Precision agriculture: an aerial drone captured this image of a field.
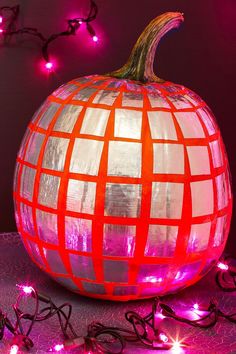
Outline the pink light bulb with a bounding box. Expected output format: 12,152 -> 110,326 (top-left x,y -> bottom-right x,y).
79,20 -> 83,25
159,333 -> 168,343
23,286 -> 33,294
16,284 -> 33,295
92,35 -> 98,42
45,61 -> 53,70
0,16 -> 3,24
45,62 -> 53,70
10,345 -> 19,354
0,29 -> 3,34
172,341 -> 182,353
54,344 -> 64,352
217,262 -> 229,271
193,303 -> 199,310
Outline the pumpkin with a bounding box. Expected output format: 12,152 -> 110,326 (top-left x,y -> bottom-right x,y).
14,12 -> 232,301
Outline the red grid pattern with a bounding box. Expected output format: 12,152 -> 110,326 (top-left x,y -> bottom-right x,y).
14,75 -> 232,301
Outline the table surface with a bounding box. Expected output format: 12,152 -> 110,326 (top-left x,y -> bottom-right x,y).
0,233 -> 236,354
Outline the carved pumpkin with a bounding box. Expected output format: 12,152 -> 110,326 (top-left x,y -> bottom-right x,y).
14,12 -> 232,300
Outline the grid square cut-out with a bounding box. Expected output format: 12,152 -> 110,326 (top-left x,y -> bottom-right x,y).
42,137 -> 70,171
175,112 -> 205,138
20,203 -> 35,235
20,166 -> 36,202
36,209 -> 58,245
197,107 -> 216,136
168,95 -> 193,109
82,281 -> 106,294
44,248 -> 67,274
151,182 -> 184,219
103,224 -> 136,257
187,222 -> 211,253
65,217 -> 92,252
66,179 -> 96,214
215,173 -> 228,210
93,90 -> 119,105
38,102 -> 61,130
153,143 -> 184,174
53,105 -> 82,133
53,84 -> 78,100
213,216 -> 227,247
187,146 -> 210,175
145,224 -> 178,257
103,259 -> 129,283
105,183 -> 142,217
80,107 -> 110,136
122,92 -> 143,107
73,87 -> 97,101
70,138 -> 104,175
138,264 -> 168,283
147,94 -> 171,108
108,141 -> 141,178
114,109 -> 142,139
70,254 -> 95,280
24,132 -> 45,165
210,140 -> 223,168
148,111 -> 177,140
191,180 -> 214,217
38,173 -> 60,209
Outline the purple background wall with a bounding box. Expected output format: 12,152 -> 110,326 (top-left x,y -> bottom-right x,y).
0,0 -> 235,251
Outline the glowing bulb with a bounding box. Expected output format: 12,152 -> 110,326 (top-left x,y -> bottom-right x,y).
16,284 -> 33,295
54,344 -> 64,352
23,286 -> 33,294
0,29 -> 3,34
159,333 -> 168,343
79,20 -> 83,25
217,262 -> 229,271
155,312 -> 165,320
193,303 -> 199,310
10,345 -> 19,354
0,16 -> 3,24
45,62 -> 53,70
92,35 -> 98,42
175,271 -> 181,280
172,341 -> 182,353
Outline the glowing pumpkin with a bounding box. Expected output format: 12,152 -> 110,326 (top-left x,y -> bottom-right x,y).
14,12 -> 232,301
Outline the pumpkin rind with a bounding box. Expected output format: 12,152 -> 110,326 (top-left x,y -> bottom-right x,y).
13,75 -> 232,300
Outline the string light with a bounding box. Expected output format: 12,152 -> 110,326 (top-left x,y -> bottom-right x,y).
1,259 -> 236,353
16,284 -> 33,295
171,341 -> 182,353
217,262 -> 229,271
0,1 -> 99,72
193,303 -> 199,311
53,344 -> 64,352
216,256 -> 236,291
159,333 -> 169,343
45,62 -> 54,71
9,345 -> 19,354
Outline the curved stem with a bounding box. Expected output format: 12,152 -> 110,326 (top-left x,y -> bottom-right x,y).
107,12 -> 184,83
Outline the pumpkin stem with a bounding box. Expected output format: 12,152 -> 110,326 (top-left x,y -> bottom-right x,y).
106,12 -> 184,83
